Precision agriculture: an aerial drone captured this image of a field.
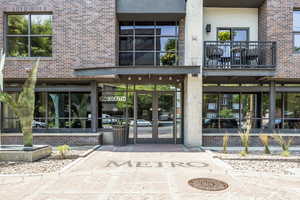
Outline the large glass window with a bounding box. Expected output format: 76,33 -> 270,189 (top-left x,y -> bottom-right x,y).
3,92 -> 91,131
6,13 -> 52,57
282,93 -> 300,129
203,93 -> 264,129
119,21 -> 179,66
293,10 -> 300,52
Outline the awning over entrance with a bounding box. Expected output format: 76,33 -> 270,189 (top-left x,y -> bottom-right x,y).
74,66 -> 200,77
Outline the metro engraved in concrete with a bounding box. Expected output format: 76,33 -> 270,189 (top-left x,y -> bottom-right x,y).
105,160 -> 209,168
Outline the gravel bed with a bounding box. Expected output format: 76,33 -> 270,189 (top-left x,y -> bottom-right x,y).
214,151 -> 300,175
0,150 -> 83,175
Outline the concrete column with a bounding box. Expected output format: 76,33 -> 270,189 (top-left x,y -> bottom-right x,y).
91,81 -> 98,132
183,0 -> 203,147
269,81 -> 276,129
184,75 -> 203,146
185,0 -> 203,66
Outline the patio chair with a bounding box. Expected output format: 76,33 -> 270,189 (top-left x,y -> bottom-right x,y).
246,48 -> 259,67
205,45 -> 223,67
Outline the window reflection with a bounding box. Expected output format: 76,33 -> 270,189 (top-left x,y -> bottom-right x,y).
119,21 -> 179,66
6,13 -> 52,57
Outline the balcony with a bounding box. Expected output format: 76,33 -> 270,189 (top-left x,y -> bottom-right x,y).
204,41 -> 276,71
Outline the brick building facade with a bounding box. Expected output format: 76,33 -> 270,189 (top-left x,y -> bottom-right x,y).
1,0 -> 300,147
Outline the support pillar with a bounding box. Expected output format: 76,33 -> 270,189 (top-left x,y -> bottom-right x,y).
183,0 -> 203,147
91,81 -> 98,133
184,75 -> 202,147
269,81 -> 276,129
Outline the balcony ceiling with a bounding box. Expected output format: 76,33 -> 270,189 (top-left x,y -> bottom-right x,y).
203,0 -> 265,8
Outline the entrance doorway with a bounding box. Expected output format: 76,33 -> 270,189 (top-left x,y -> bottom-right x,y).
133,91 -> 176,144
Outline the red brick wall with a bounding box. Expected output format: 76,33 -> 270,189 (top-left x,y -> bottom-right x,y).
259,0 -> 300,79
0,0 -> 117,80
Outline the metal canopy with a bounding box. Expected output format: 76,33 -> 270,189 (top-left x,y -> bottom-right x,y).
203,0 -> 265,8
117,0 -> 186,21
74,66 -> 200,77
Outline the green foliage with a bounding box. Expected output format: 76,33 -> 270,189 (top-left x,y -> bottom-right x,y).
239,117 -> 251,155
218,31 -> 231,41
281,151 -> 290,157
223,134 -> 229,153
259,134 -> 271,154
272,134 -> 293,156
56,145 -> 71,159
239,150 -> 247,157
0,56 -> 39,147
160,39 -> 177,66
219,109 -> 234,118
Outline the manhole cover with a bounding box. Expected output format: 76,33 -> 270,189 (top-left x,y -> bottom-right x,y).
188,178 -> 229,191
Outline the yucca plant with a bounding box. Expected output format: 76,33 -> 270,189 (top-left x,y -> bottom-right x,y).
272,134 -> 293,157
239,116 -> 251,155
0,53 -> 39,147
259,134 -> 271,154
223,134 -> 229,153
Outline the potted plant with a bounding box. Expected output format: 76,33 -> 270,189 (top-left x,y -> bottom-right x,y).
112,119 -> 129,146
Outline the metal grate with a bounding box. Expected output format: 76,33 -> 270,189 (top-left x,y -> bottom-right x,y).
188,178 -> 229,191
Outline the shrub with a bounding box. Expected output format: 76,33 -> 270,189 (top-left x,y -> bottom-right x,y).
259,134 -> 271,154
239,117 -> 251,155
223,134 -> 229,153
57,145 -> 71,159
272,135 -> 293,157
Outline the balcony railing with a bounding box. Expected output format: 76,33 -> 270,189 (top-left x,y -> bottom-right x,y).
204,41 -> 276,69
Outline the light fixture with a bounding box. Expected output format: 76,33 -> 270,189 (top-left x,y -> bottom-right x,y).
159,76 -> 162,80
128,76 -> 131,81
206,24 -> 211,33
169,77 -> 173,80
138,77 -> 142,81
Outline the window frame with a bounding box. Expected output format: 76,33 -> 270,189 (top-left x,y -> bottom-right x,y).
293,10 -> 300,53
5,12 -> 53,58
119,21 -> 179,66
216,27 -> 250,41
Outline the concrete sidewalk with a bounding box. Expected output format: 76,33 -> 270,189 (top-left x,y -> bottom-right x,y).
1,145 -> 300,200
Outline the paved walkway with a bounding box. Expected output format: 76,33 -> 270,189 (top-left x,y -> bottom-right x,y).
1,144 -> 300,200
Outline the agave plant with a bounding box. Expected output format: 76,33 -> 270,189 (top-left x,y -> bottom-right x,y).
223,134 -> 229,153
259,134 -> 271,154
272,134 -> 293,157
239,116 -> 251,155
0,55 -> 39,147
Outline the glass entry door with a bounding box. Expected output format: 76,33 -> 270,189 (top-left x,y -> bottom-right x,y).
134,92 -> 176,143
135,92 -> 154,142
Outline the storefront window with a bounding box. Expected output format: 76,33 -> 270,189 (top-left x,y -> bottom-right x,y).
283,93 -> 300,128
203,93 -> 265,129
99,91 -> 127,128
203,94 -> 219,128
70,93 -> 91,128
219,94 -> 239,128
48,93 -> 69,128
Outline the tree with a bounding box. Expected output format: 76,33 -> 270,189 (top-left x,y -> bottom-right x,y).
0,55 -> 39,147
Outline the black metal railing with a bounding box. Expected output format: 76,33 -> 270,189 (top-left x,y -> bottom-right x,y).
203,41 -> 276,69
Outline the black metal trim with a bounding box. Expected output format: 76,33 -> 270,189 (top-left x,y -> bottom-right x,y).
74,66 -> 201,76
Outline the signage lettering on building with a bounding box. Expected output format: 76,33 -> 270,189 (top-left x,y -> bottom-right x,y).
100,96 -> 126,102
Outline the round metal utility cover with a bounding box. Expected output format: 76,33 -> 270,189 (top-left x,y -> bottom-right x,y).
188,178 -> 229,191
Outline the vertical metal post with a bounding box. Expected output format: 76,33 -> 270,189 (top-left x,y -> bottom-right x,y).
269,81 -> 276,129
91,81 -> 98,133
134,92 -> 137,144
